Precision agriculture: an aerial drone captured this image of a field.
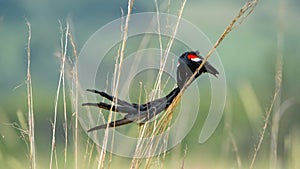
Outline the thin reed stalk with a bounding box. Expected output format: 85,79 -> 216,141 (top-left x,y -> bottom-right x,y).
270,0 -> 285,168
95,1 -> 135,168
152,0 -> 187,98
50,21 -> 69,169
60,21 -> 69,169
249,76 -> 281,169
26,18 -> 36,169
68,29 -> 79,169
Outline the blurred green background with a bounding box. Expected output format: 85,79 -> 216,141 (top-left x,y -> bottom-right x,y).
0,0 -> 299,168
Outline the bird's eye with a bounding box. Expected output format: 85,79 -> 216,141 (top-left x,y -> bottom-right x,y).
187,54 -> 201,62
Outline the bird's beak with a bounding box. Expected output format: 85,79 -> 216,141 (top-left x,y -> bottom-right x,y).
204,63 -> 219,78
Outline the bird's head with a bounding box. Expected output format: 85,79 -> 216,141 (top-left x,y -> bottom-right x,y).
176,51 -> 219,89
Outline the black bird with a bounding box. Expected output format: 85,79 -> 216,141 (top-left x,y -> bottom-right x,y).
83,51 -> 219,132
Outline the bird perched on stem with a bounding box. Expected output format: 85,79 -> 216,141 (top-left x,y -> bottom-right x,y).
83,51 -> 219,132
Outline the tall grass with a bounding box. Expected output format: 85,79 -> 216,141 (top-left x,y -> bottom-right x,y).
19,0 -> 300,168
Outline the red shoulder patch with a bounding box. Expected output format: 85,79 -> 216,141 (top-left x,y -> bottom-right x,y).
187,53 -> 198,59
188,53 -> 201,62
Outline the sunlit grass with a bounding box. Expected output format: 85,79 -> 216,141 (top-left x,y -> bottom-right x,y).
1,0 -> 299,169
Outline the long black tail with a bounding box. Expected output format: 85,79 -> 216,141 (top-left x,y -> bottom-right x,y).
84,87 -> 181,132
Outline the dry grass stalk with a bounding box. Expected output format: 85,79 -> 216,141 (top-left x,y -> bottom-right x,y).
249,79 -> 281,169
61,21 -> 69,169
152,0 -> 187,98
26,18 -> 36,169
68,28 -> 79,169
50,21 -> 69,169
249,0 -> 286,167
249,8 -> 283,167
270,0 -> 285,168
95,1 -> 135,169
155,0 -> 164,68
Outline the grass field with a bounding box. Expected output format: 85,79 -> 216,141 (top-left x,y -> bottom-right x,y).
0,0 -> 299,168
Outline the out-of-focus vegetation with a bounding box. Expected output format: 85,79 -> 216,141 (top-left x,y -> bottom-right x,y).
0,0 -> 299,168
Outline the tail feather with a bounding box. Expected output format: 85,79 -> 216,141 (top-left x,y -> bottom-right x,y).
86,89 -> 132,107
87,118 -> 133,132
